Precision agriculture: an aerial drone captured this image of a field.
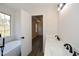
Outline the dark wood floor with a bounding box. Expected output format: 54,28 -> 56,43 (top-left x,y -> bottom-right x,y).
28,35 -> 44,56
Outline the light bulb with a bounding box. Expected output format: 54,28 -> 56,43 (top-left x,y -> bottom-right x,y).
59,3 -> 63,8
58,7 -> 60,11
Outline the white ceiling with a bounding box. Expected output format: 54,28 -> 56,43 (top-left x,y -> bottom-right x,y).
2,3 -> 58,13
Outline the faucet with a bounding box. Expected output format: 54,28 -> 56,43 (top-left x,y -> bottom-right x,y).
55,35 -> 60,41
73,51 -> 77,56
64,43 -> 73,53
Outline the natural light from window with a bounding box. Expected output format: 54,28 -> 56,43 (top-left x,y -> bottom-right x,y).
0,12 -> 10,37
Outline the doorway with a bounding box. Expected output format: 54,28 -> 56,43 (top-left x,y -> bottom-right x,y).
29,15 -> 43,56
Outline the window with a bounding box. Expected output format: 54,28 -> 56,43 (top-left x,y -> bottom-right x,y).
0,12 -> 10,37
35,23 -> 37,32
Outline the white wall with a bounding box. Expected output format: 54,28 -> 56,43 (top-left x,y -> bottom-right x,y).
58,4 -> 79,49
29,4 -> 58,51
0,4 -> 16,43
14,10 -> 21,40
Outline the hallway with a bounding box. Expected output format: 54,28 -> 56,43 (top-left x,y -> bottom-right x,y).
28,35 -> 44,56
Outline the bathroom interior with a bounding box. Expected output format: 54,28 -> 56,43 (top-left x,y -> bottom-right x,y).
0,3 -> 79,56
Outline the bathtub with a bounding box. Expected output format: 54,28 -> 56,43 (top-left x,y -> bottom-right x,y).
0,40 -> 21,56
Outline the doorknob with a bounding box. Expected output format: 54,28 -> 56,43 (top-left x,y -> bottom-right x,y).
21,37 -> 24,39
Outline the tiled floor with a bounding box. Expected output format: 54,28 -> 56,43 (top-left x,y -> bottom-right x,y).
28,35 -> 44,56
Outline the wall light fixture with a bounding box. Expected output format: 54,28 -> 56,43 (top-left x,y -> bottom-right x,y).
57,3 -> 66,11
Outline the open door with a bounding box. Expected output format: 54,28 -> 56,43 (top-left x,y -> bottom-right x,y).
29,15 -> 43,56
20,10 -> 32,56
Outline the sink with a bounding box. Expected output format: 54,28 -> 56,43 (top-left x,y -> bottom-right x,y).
44,37 -> 72,56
